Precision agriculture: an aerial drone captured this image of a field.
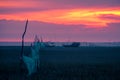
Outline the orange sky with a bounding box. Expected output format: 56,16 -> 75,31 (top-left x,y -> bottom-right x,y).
0,0 -> 120,42
0,1 -> 120,28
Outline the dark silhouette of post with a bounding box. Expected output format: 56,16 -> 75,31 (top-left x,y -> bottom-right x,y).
21,20 -> 28,59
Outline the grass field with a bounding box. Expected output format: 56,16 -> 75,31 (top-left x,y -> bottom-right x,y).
0,46 -> 120,80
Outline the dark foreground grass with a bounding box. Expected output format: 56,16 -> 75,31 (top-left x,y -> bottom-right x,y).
33,63 -> 120,80
0,46 -> 120,80
1,63 -> 120,80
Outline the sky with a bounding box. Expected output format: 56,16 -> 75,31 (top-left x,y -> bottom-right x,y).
0,0 -> 120,42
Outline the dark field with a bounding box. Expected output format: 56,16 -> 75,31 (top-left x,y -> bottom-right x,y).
0,46 -> 120,80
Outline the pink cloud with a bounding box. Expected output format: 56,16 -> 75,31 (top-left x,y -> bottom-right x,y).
0,20 -> 120,42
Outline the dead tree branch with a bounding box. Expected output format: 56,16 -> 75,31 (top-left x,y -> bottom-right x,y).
21,20 -> 28,59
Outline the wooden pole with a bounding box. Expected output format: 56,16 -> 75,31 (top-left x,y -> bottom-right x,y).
21,20 -> 28,59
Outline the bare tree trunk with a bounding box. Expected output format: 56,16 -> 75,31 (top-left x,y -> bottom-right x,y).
21,20 -> 28,59
20,20 -> 28,77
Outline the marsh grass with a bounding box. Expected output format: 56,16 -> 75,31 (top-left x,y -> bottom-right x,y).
0,46 -> 120,80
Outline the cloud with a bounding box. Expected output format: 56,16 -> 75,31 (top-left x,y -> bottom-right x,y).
0,8 -> 120,28
0,1 -> 120,42
0,7 -> 46,14
44,0 -> 120,9
99,14 -> 120,21
0,0 -> 51,14
0,19 -> 120,42
0,0 -> 120,14
37,0 -> 120,8
0,0 -> 120,27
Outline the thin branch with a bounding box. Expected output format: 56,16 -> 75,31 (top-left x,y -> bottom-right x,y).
21,20 -> 28,59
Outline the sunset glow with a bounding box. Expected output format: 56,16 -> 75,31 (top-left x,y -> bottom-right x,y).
0,0 -> 120,42
0,0 -> 120,28
0,8 -> 120,28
